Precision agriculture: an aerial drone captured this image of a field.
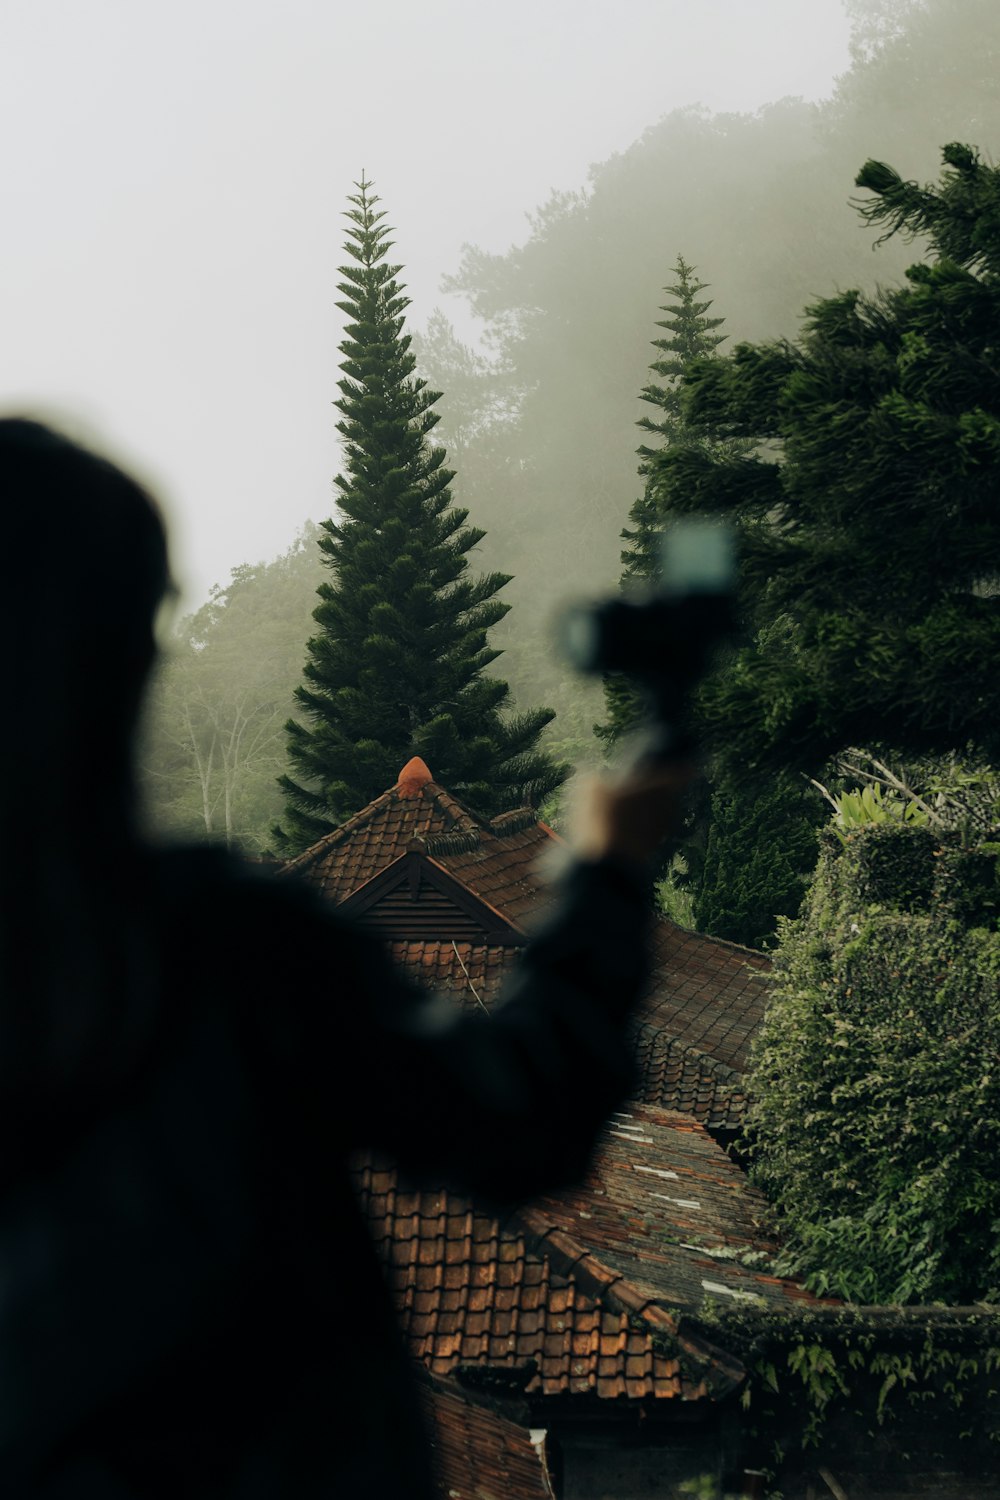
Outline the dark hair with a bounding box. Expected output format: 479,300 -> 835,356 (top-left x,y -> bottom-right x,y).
0,419 -> 171,1119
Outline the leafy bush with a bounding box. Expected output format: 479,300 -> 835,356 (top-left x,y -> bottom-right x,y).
830,782 -> 928,843
745,823 -> 1000,1303
693,777 -> 822,950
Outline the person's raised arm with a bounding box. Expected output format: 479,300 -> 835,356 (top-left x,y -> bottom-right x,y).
327,759 -> 697,1199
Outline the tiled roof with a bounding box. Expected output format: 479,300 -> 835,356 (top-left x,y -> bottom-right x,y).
340,852 -> 526,945
353,1110 -> 824,1412
629,1026 -> 747,1132
521,1103 -> 824,1315
386,944 -> 747,1123
418,1376 -> 558,1500
437,820 -> 560,931
282,763 -> 560,919
353,1152 -> 729,1406
641,923 -> 771,1073
281,772 -> 488,905
285,761 -> 772,1077
388,942 -> 520,1013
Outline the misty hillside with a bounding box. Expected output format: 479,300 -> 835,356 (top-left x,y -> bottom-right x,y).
417,0 -> 1000,714
144,0 -> 1000,850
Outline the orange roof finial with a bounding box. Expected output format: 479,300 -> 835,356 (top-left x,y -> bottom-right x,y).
397,756 -> 432,798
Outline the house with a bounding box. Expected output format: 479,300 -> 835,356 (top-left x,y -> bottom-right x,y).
282,757 -> 766,1140
283,759 -> 810,1496
285,758 -> 1000,1498
283,762 -> 1000,1500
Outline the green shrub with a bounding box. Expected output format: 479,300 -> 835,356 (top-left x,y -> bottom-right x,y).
746,823 -> 1000,1303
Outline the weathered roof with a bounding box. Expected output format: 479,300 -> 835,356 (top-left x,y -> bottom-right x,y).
282,763 -> 559,919
642,924 -> 771,1073
628,1026 -> 747,1133
353,1108 -> 823,1411
435,814 -> 561,931
418,1376 -> 558,1500
353,1151 -> 723,1406
522,1103 -> 822,1314
386,940 -> 747,1128
388,942 -> 520,1014
287,762 -> 771,1077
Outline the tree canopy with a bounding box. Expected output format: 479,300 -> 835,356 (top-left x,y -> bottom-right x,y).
140,530 -> 322,852
659,143 -> 1000,779
276,179 -> 564,854
598,256 -> 736,750
419,0 -> 1000,725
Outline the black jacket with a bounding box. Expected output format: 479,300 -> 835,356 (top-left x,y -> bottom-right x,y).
0,848 -> 649,1497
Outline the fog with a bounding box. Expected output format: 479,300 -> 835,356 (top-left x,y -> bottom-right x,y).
397,0 -> 1000,738
11,0 -> 1000,849
1,0 -> 850,606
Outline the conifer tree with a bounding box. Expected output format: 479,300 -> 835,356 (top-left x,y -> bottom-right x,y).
599,263 -> 820,948
621,257 -> 728,586
598,259 -> 739,747
661,144 -> 1000,779
276,179 -> 563,853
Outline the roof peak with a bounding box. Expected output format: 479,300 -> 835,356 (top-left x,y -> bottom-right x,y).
397,756 -> 433,797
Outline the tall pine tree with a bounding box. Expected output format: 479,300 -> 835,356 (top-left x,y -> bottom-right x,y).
599,261 -> 821,947
598,258 -> 735,747
622,257 -> 728,586
276,179 -> 564,854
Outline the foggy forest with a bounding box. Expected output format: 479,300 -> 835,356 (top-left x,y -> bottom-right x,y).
142,0 -> 999,862
6,0 -> 1000,1495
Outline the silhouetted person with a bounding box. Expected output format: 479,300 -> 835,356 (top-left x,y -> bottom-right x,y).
0,419 -> 687,1497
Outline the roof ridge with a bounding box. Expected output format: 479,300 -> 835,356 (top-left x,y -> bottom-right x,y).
628,1025 -> 747,1085
281,774 -> 488,877
279,785 -> 400,874
424,781 -> 494,834
424,828 -> 482,856
512,1205 -> 744,1397
488,807 -> 542,837
656,915 -> 772,963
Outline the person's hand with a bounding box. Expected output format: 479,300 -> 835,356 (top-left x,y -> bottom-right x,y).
570,760 -> 698,868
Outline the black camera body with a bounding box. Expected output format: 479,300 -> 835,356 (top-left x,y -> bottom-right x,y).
561,520 -> 737,758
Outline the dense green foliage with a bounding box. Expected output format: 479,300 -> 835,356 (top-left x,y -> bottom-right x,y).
598,257 -> 736,749
419,0 -> 1000,725
140,530 -> 323,851
277,180 -> 563,853
746,823 -> 1000,1304
622,257 -> 729,586
658,142 -> 1000,778
592,262 -> 819,949
693,778 -> 821,950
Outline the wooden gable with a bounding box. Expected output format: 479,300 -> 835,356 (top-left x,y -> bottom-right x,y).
338,850 -> 526,946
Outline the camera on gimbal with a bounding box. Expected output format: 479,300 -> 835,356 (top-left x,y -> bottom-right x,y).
560,519 -> 738,759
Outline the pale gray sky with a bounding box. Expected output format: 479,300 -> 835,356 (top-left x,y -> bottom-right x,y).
1,0 -> 852,606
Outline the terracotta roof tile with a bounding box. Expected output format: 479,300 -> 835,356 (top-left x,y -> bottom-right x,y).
351,1107 -> 828,1413
286,767 -> 773,1078
282,772 -> 558,919
639,924 -> 771,1073
388,940 -> 755,1125
353,1150 -> 708,1404
629,1026 -> 747,1131
387,943 -> 520,1012
438,820 -> 560,930
521,1103 -> 830,1315
418,1376 -> 559,1500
